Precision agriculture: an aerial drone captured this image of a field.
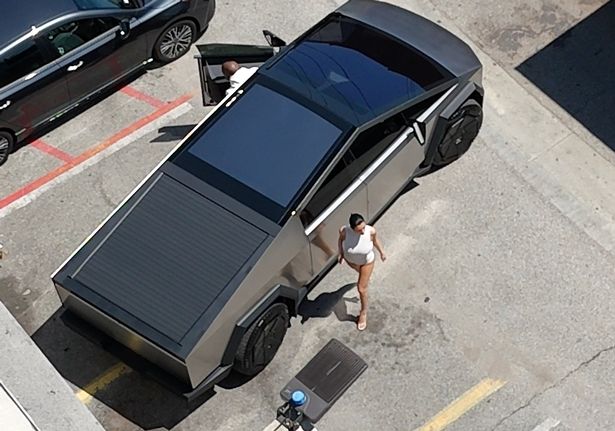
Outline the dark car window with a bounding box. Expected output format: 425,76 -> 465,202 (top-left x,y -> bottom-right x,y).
45,18 -> 118,57
301,114 -> 406,227
0,39 -> 47,89
346,115 -> 406,178
302,155 -> 353,225
263,15 -> 452,125
73,0 -> 136,9
173,83 -> 345,221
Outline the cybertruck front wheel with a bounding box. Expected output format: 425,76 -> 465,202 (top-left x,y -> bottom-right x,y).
234,303 -> 289,376
432,99 -> 483,167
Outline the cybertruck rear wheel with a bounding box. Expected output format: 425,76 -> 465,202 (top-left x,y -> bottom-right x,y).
432,99 -> 483,167
234,303 -> 289,376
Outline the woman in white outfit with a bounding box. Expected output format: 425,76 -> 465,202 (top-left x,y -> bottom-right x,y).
338,213 -> 387,331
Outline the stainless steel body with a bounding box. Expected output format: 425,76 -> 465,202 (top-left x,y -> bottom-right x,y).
56,284 -> 190,382
52,0 -> 484,392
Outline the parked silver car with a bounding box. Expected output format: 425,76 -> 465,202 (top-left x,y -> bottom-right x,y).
52,0 -> 483,398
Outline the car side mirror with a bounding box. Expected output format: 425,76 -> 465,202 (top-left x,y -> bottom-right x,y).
263,30 -> 286,47
118,19 -> 131,40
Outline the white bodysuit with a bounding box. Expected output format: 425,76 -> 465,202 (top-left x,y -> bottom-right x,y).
342,225 -> 375,265
225,66 -> 258,96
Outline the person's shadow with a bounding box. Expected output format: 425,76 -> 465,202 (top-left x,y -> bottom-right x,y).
298,283 -> 359,324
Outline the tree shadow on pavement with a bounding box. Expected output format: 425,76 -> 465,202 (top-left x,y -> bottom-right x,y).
32,309 -> 214,430
298,283 -> 359,325
517,0 -> 615,151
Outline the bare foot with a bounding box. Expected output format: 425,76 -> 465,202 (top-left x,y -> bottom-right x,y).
357,313 -> 367,331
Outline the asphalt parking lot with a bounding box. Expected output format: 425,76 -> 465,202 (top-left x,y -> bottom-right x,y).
1,1 -> 614,430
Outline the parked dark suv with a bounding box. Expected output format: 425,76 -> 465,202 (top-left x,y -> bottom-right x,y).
0,0 -> 216,166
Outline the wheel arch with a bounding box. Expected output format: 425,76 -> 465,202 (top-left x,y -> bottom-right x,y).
220,284 -> 306,366
421,81 -> 483,169
0,127 -> 17,143
0,128 -> 16,166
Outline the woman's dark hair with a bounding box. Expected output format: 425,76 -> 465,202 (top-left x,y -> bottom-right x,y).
349,213 -> 365,229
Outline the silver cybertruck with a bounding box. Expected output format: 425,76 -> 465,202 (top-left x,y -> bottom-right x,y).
52,0 -> 483,397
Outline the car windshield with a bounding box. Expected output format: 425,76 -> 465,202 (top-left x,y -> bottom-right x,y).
263,15 -> 451,125
73,0 -> 135,9
173,83 -> 345,221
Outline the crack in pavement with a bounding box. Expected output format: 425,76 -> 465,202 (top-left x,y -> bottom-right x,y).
96,174 -> 118,210
491,343 -> 615,430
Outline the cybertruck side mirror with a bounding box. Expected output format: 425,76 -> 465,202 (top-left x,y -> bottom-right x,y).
263,30 -> 287,47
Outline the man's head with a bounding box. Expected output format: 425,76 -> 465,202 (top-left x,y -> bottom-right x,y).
222,60 -> 240,79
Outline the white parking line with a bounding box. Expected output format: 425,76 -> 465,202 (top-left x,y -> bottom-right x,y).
531,417 -> 561,431
0,102 -> 191,220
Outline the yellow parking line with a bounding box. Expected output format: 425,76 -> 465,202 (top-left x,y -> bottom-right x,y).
415,378 -> 507,431
75,362 -> 131,404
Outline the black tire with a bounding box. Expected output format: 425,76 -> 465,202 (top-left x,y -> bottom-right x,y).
153,19 -> 197,63
432,99 -> 483,167
0,131 -> 14,167
234,303 -> 289,376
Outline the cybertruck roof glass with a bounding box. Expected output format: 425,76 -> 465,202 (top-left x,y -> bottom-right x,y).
262,15 -> 453,125
173,83 -> 345,222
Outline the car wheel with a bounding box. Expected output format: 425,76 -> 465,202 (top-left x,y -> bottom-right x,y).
0,131 -> 14,167
153,20 -> 197,63
234,303 -> 289,376
432,99 -> 483,167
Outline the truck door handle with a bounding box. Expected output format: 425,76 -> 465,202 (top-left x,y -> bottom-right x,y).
24,71 -> 38,81
67,61 -> 84,72
0,100 -> 11,110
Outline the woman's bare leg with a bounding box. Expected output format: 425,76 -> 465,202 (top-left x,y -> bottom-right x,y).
357,262 -> 374,328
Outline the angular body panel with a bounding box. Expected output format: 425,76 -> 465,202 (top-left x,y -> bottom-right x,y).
53,0 -> 484,391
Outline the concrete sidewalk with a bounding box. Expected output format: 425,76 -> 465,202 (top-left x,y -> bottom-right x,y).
0,302 -> 105,431
399,0 -> 615,254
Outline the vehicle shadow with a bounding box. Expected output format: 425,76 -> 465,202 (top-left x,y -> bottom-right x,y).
298,283 -> 359,324
516,0 -> 615,151
216,370 -> 259,390
12,70 -> 148,155
400,179 -> 420,196
152,124 -> 196,143
32,308 -> 214,430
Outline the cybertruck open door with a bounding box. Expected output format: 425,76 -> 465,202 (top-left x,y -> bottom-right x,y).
195,43 -> 274,105
195,30 -> 286,106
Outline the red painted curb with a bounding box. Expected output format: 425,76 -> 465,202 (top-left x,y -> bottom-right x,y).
0,94 -> 192,210
30,139 -> 74,163
120,85 -> 167,108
